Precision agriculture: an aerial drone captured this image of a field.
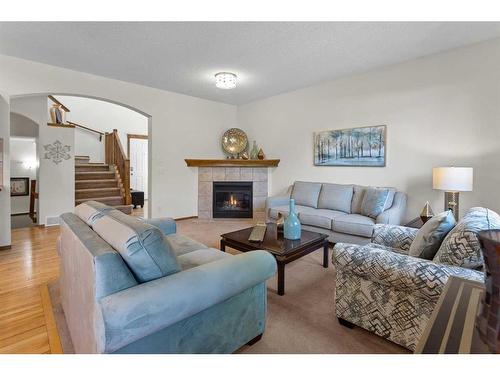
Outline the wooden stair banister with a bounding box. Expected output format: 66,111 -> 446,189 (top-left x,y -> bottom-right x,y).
67,121 -> 105,141
105,129 -> 131,205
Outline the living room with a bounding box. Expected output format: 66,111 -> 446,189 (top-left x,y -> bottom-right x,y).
0,1 -> 499,373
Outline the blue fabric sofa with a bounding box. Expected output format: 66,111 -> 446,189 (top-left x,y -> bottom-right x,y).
58,202 -> 276,353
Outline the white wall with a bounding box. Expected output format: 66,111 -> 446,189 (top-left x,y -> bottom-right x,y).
0,93 -> 11,247
238,38 -> 500,221
11,112 -> 38,138
0,53 -> 236,226
10,96 -> 75,226
10,137 -> 37,214
55,95 -> 149,163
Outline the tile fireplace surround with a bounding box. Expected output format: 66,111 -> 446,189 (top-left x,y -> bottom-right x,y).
198,167 -> 269,220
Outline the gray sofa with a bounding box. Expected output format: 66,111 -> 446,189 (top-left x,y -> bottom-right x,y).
333,207 -> 500,351
266,181 -> 407,244
58,202 -> 276,353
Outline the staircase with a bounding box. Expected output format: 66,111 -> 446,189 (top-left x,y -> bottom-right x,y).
75,156 -> 132,214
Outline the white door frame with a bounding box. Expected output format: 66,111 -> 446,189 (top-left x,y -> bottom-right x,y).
127,133 -> 149,200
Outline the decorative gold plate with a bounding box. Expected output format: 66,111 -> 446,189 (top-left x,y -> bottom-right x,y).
221,128 -> 248,156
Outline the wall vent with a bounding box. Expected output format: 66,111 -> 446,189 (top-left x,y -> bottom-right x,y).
45,216 -> 60,226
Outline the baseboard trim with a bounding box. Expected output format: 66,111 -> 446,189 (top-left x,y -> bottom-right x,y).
0,245 -> 12,250
175,216 -> 198,221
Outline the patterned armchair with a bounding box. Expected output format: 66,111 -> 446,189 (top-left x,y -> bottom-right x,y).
333,207 -> 500,351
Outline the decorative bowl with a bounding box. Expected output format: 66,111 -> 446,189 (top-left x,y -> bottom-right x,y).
221,128 -> 248,157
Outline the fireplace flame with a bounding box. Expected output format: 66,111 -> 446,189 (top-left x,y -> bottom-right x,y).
229,195 -> 237,206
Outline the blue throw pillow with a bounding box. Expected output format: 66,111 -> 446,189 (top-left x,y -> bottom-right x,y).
93,210 -> 180,282
409,210 -> 456,260
360,188 -> 390,219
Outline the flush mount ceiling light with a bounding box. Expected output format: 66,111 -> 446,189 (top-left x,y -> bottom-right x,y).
215,72 -> 237,89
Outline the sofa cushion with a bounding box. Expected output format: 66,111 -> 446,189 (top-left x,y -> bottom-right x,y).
291,181 -> 322,208
74,200 -> 113,227
317,183 -> 353,213
434,207 -> 500,269
177,248 -> 232,270
93,210 -> 180,282
361,188 -> 391,219
299,209 -> 347,230
409,210 -> 456,260
165,233 -> 208,256
269,204 -> 312,220
332,214 -> 375,238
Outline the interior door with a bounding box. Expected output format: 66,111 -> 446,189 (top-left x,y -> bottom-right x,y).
129,137 -> 148,199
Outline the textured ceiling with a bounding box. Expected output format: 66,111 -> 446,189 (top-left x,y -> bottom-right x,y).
1,22 -> 500,105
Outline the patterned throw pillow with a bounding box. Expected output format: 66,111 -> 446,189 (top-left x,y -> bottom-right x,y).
433,207 -> 500,269
409,210 -> 456,259
360,188 -> 390,219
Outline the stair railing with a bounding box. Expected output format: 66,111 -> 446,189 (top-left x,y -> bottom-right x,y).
105,129 -> 131,205
67,121 -> 105,141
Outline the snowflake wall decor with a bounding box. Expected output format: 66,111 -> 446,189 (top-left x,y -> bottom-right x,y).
44,140 -> 71,164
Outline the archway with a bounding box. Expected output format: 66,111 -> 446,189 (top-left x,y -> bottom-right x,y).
9,93 -> 153,223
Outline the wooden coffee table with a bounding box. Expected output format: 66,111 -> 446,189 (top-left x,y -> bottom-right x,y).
220,223 -> 329,296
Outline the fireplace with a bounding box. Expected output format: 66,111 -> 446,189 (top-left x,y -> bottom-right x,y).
213,181 -> 253,218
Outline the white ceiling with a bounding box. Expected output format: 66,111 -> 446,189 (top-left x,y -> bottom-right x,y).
1,22 -> 500,105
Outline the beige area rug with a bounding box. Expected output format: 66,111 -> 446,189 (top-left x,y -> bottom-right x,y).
48,218 -> 408,354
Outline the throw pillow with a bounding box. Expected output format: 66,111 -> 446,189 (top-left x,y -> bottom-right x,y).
360,188 -> 390,219
433,207 -> 500,269
93,210 -> 180,282
409,210 -> 456,259
74,200 -> 113,227
350,185 -> 367,214
351,186 -> 396,213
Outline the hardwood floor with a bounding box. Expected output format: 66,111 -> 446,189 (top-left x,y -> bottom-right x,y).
0,207 -> 145,354
0,226 -> 62,353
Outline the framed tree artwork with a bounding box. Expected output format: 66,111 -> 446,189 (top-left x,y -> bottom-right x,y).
10,177 -> 30,196
314,125 -> 386,167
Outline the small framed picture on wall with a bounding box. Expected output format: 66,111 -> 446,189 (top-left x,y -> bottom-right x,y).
10,177 -> 30,196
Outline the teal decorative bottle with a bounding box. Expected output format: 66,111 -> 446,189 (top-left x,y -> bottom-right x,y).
284,199 -> 301,240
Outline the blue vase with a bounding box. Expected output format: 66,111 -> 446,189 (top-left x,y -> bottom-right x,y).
284,199 -> 301,240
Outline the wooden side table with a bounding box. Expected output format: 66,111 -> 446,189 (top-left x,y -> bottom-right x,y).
415,276 -> 491,354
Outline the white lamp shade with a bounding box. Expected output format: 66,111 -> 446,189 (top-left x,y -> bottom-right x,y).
432,167 -> 473,192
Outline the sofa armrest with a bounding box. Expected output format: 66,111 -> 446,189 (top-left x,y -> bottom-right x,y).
265,196 -> 290,220
266,196 -> 290,208
376,191 -> 407,225
333,242 -> 484,303
141,217 -> 176,235
98,250 -> 277,353
371,224 -> 418,252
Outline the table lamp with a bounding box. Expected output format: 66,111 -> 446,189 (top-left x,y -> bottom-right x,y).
432,167 -> 473,221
